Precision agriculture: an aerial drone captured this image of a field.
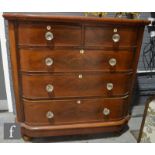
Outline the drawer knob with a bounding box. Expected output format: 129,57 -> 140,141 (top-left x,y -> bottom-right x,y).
76,100 -> 82,104
80,49 -> 85,54
45,32 -> 54,41
112,34 -> 120,43
103,108 -> 110,116
47,25 -> 51,30
45,57 -> 53,66
46,111 -> 54,119
109,58 -> 117,66
107,83 -> 113,91
113,28 -> 118,33
78,74 -> 83,79
46,84 -> 54,93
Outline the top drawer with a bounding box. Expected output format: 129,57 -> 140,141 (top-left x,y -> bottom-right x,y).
17,22 -> 82,47
85,26 -> 138,47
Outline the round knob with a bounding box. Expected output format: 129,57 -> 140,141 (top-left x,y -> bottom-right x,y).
113,28 -> 118,33
78,74 -> 83,79
46,25 -> 51,30
107,83 -> 113,91
80,49 -> 85,54
46,84 -> 54,93
112,34 -> 120,43
103,108 -> 110,116
46,111 -> 54,119
45,32 -> 54,41
45,57 -> 53,66
76,100 -> 82,104
109,58 -> 117,66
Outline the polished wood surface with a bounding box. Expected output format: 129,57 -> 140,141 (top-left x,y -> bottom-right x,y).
21,116 -> 130,137
8,21 -> 24,122
20,48 -> 135,73
18,22 -> 82,47
17,22 -> 138,47
85,26 -> 138,47
23,96 -> 128,126
4,13 -> 148,139
22,73 -> 131,99
3,13 -> 149,26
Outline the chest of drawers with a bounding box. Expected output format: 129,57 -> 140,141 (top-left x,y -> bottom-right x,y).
4,13 -> 149,140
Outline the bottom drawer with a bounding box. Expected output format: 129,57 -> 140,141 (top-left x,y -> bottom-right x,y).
23,97 -> 128,126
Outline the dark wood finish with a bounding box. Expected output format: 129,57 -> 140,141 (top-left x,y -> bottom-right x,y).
127,27 -> 146,115
22,135 -> 32,141
8,21 -> 24,122
21,116 -> 130,137
18,22 -> 82,47
4,13 -> 149,140
85,26 -> 138,47
22,73 -> 131,99
23,96 -> 128,126
20,48 -> 135,73
17,22 -> 138,48
3,13 -> 149,26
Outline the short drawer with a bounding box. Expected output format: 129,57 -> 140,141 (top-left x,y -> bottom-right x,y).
20,49 -> 135,73
85,26 -> 138,47
22,72 -> 132,99
23,96 -> 128,126
18,22 -> 82,47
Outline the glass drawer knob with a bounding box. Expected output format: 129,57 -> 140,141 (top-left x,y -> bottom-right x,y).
80,49 -> 85,54
46,84 -> 54,93
107,83 -> 113,91
113,28 -> 118,33
47,25 -> 51,30
45,32 -> 54,41
109,58 -> 117,66
103,108 -> 110,116
46,111 -> 54,119
78,74 -> 83,79
112,34 -> 120,43
45,57 -> 53,66
76,100 -> 82,104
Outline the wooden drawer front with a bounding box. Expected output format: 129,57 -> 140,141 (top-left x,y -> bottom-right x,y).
23,97 -> 128,125
85,26 -> 138,47
20,49 -> 135,72
18,22 -> 81,47
22,73 -> 131,99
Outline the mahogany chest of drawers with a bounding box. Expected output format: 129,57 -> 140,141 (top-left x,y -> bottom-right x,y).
4,13 -> 149,140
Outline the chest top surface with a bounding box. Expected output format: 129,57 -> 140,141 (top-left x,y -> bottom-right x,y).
3,13 -> 149,26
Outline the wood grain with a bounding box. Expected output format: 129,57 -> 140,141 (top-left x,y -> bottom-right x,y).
3,13 -> 150,26
20,48 -> 135,73
17,22 -> 82,47
23,96 -> 128,126
8,21 -> 24,122
4,13 -> 148,139
21,72 -> 132,99
85,26 -> 138,47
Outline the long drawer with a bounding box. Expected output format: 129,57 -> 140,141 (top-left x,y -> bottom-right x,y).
21,72 -> 132,99
20,49 -> 135,73
23,96 -> 128,126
